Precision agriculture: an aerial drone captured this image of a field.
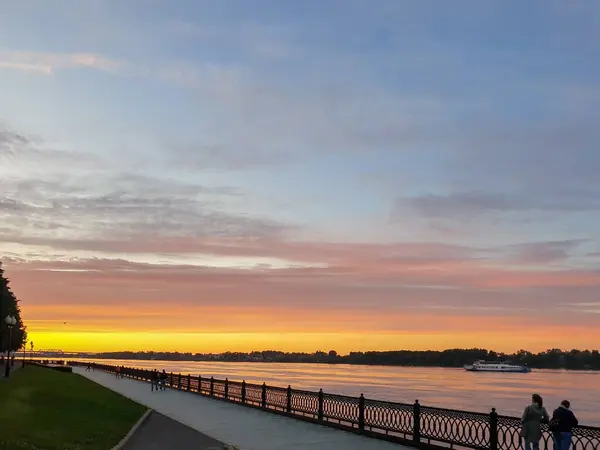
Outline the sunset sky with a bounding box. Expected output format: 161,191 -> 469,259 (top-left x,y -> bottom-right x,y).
1,1 -> 599,354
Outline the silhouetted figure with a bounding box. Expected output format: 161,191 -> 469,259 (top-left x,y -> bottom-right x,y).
551,400 -> 578,450
151,369 -> 159,392
160,369 -> 167,390
521,394 -> 549,450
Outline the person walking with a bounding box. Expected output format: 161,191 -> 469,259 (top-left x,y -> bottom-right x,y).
160,369 -> 167,391
115,365 -> 120,378
151,369 -> 159,392
521,394 -> 549,450
551,400 -> 578,450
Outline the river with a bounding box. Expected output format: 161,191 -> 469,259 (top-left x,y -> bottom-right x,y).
69,358 -> 600,426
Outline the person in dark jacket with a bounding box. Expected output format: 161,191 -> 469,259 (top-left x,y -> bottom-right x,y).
151,369 -> 159,392
160,369 -> 167,391
521,394 -> 549,450
551,400 -> 578,450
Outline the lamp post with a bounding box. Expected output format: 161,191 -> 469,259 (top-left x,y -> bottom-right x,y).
4,315 -> 17,378
22,338 -> 27,368
30,341 -> 34,362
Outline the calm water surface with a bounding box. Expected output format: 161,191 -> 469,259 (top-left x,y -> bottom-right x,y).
73,359 -> 600,425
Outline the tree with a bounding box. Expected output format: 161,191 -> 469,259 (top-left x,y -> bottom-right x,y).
0,261 -> 27,353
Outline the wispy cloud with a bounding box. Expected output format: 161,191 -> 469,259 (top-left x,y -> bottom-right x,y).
0,49 -> 124,75
0,61 -> 53,74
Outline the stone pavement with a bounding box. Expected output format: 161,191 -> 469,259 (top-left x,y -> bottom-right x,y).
75,367 -> 409,450
122,411 -> 224,450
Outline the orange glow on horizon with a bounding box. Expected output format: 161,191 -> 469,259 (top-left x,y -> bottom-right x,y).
27,326 -> 600,355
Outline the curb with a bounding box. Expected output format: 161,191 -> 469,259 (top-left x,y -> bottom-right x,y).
110,408 -> 153,450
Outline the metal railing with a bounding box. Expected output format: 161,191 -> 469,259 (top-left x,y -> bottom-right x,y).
71,362 -> 600,450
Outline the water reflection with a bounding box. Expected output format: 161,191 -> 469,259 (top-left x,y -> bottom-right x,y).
72,359 -> 600,425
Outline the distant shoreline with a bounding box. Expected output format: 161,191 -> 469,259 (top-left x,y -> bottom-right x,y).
39,348 -> 599,371
42,348 -> 600,371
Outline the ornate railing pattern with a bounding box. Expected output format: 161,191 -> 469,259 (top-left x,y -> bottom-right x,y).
365,398 -> 414,438
73,362 -> 600,450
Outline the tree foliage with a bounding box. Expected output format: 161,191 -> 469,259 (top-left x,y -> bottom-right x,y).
0,261 -> 27,352
86,348 -> 600,370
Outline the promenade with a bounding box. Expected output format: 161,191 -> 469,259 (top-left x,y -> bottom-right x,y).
75,367 -> 408,450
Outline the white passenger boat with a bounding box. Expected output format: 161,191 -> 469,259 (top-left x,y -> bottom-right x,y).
463,360 -> 531,373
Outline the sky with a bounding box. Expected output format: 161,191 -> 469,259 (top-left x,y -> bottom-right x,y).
1,1 -> 599,354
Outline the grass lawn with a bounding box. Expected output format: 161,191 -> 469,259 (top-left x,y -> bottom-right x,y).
0,365 -> 147,450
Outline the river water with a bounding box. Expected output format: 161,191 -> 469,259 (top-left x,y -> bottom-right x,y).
70,358 -> 600,426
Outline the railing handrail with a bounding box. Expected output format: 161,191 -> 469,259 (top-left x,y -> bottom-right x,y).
69,361 -> 600,450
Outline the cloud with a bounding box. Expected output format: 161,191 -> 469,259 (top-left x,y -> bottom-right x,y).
502,240 -> 588,265
0,49 -> 124,75
0,122 -> 102,168
1,42 -> 442,171
5,238 -> 600,291
394,190 -> 600,222
396,192 -> 521,220
0,125 -> 30,149
0,121 -> 297,258
1,174 -> 289,245
0,61 -> 53,74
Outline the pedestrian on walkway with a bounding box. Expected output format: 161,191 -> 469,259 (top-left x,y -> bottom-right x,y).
160,369 -> 167,390
116,366 -> 121,378
151,369 -> 159,392
521,394 -> 549,450
550,400 -> 578,450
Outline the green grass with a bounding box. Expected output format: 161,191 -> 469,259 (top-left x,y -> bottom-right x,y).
0,366 -> 146,450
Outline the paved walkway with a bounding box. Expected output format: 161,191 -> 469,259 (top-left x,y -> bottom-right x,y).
0,362 -> 20,378
122,411 -> 224,450
75,368 -> 408,450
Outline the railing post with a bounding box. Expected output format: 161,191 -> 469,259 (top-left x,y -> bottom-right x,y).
169,372 -> 173,387
187,374 -> 191,391
261,383 -> 267,409
490,408 -> 498,450
210,377 -> 214,397
358,394 -> 365,431
318,389 -> 324,421
287,385 -> 292,413
413,400 -> 421,444
198,375 -> 202,393
178,373 -> 182,389
242,380 -> 246,404
225,378 -> 229,399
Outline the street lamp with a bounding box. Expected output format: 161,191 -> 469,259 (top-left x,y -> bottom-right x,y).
30,341 -> 34,362
4,315 -> 17,378
22,338 -> 28,368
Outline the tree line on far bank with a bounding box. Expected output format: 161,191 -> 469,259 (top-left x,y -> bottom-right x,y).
86,348 -> 600,370
0,262 -> 27,352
